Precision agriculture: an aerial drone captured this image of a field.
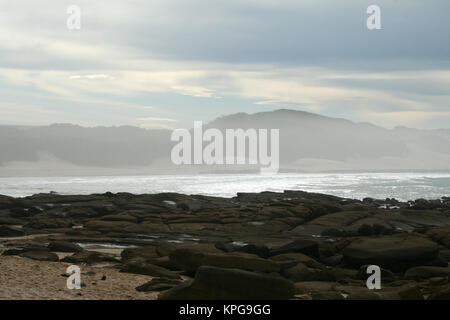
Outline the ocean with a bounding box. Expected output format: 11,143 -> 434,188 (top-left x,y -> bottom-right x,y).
1,172 -> 450,201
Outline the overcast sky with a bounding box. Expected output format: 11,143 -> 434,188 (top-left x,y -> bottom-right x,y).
0,0 -> 449,129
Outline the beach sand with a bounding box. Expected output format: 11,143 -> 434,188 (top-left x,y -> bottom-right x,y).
0,255 -> 158,300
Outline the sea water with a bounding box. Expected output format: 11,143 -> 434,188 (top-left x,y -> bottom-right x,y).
1,172 -> 450,201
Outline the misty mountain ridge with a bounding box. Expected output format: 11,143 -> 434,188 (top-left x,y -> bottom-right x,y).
1,109 -> 450,175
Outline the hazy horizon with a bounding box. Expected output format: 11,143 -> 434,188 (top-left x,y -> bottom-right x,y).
2,109 -> 450,176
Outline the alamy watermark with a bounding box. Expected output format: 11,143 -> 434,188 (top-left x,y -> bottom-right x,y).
366,265 -> 381,290
67,5 -> 81,30
170,121 -> 280,174
66,265 -> 81,290
367,5 -> 381,30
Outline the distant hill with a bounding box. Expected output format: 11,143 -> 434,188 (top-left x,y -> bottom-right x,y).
1,109 -> 450,175
0,124 -> 171,167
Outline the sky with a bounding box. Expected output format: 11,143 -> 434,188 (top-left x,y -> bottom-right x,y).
0,0 -> 449,129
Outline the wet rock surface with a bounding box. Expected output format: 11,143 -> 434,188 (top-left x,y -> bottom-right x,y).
0,190 -> 449,300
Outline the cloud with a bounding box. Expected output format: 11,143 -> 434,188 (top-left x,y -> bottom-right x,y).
367,111 -> 450,128
0,0 -> 449,129
69,74 -> 115,80
137,117 -> 177,122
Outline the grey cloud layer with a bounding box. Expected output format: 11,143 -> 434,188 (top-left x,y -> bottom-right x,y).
0,0 -> 449,128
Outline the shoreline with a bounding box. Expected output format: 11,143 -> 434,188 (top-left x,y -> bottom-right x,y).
1,172 -> 450,201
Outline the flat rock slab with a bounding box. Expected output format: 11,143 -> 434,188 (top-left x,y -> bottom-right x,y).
343,235 -> 439,272
21,250 -> 59,262
269,239 -> 320,257
159,266 -> 295,300
404,266 -> 450,280
48,241 -> 83,253
169,249 -> 280,274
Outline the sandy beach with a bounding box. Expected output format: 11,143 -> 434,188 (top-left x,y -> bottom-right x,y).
0,255 -> 158,300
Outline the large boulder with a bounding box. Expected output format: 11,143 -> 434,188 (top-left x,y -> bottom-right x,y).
156,242 -> 220,257
159,266 -> 295,300
84,220 -> 136,233
25,218 -> 72,229
426,226 -> 450,248
343,235 -> 439,272
48,241 -> 83,252
121,246 -> 159,262
292,211 -> 370,236
136,278 -> 183,292
282,263 -> 316,282
404,266 -> 450,280
21,250 -> 59,262
269,239 -> 320,257
294,281 -> 337,295
121,260 -> 181,279
0,195 -> 16,209
169,249 -> 280,274
270,252 -> 323,269
429,284 -> 450,300
100,213 -> 138,223
215,242 -> 270,258
62,250 -> 118,264
0,226 -> 25,237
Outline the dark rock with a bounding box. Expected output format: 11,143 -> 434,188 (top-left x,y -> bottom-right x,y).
311,291 -> 344,300
84,220 -> 137,233
270,252 -> 323,269
270,239 -> 319,257
62,250 -> 117,264
237,244 -> 270,259
169,249 -> 280,274
294,281 -> 337,295
101,213 -> 138,223
121,246 -> 159,262
397,284 -> 423,300
0,226 -> 25,237
25,218 -> 72,229
318,242 -> 338,257
357,224 -> 374,236
148,256 -> 178,270
21,250 -> 59,262
345,289 -> 381,300
20,243 -> 50,252
404,266 -> 450,280
0,195 -> 16,209
294,211 -> 370,236
429,284 -> 450,300
0,217 -> 24,225
2,249 -> 25,256
214,241 -> 234,252
426,226 -> 450,248
48,241 -> 83,252
156,242 -> 220,257
10,208 -> 34,218
214,241 -> 270,258
321,228 -> 344,237
320,254 -> 343,267
136,278 -> 183,292
282,263 -> 315,282
438,249 -> 450,262
428,277 -> 447,286
343,235 -> 439,272
159,266 -> 295,300
121,260 -> 181,279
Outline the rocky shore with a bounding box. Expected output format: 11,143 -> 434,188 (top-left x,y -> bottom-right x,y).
1,190 -> 449,300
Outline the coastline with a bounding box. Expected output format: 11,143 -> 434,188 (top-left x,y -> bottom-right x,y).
1,190 -> 449,300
